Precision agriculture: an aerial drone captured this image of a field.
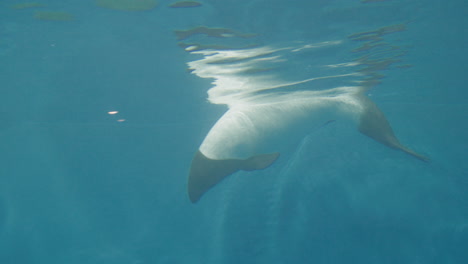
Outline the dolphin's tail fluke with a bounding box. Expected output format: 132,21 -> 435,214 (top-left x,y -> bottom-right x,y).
188,151 -> 280,203
357,96 -> 429,162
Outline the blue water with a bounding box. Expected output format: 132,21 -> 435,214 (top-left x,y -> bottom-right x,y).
0,0 -> 467,263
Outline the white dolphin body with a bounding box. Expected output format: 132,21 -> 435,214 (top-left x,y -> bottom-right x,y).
186,42 -> 428,203
199,87 -> 361,160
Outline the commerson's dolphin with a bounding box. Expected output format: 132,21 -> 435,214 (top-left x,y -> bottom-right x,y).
185,43 -> 429,203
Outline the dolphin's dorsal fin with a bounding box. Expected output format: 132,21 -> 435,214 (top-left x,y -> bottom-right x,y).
358,97 -> 429,162
188,151 -> 280,203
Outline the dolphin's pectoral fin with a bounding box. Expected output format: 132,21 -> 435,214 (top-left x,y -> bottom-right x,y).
358,98 -> 429,162
188,151 -> 239,203
187,151 -> 280,203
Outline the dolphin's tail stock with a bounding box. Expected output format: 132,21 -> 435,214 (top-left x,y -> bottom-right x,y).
357,95 -> 429,162
188,151 -> 280,203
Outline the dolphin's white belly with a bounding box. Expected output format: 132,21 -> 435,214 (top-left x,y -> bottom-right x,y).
199,95 -> 359,160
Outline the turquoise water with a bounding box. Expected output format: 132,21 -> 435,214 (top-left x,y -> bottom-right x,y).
0,0 -> 467,263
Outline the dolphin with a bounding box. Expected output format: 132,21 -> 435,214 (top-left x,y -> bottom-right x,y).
187,87 -> 428,203
185,44 -> 429,203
